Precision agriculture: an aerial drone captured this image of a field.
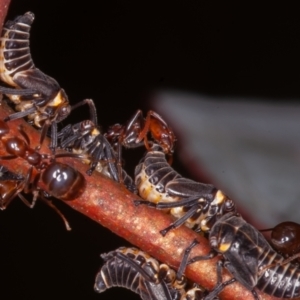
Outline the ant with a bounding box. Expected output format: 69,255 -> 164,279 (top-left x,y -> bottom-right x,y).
105,109 -> 176,180
0,119 -> 86,229
0,164 -> 24,207
0,12 -> 71,149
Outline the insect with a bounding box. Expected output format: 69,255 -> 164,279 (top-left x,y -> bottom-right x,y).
261,221 -> 300,259
0,12 -> 71,148
134,144 -> 236,236
0,164 -> 24,208
0,119 -> 86,229
188,212 -> 300,299
0,164 -> 23,180
94,246 -> 234,300
57,99 -> 137,193
105,110 -> 177,177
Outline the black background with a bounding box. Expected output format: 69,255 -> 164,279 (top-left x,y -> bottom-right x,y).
0,1 -> 300,299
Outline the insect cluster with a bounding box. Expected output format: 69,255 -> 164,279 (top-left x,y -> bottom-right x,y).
0,11 -> 299,300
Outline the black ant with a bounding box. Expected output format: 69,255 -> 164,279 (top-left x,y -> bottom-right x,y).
105,110 -> 177,178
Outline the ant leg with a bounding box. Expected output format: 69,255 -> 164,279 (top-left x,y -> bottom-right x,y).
36,120 -> 50,151
38,195 -> 72,231
136,110 -> 151,147
19,166 -> 72,230
18,193 -> 37,208
0,180 -> 26,209
0,155 -> 17,159
116,135 -> 124,182
18,125 -> 30,146
126,110 -> 143,135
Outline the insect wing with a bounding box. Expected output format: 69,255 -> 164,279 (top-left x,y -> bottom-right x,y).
14,68 -> 60,101
210,214 -> 260,289
223,229 -> 259,290
166,177 -> 215,198
143,279 -> 174,300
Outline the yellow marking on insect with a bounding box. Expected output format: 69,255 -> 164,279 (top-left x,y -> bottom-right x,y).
215,190 -> 226,204
92,128 -> 100,136
201,223 -> 210,232
218,242 -> 231,253
139,180 -> 154,199
51,90 -> 67,106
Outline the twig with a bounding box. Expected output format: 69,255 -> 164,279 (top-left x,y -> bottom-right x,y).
1,101 -> 286,300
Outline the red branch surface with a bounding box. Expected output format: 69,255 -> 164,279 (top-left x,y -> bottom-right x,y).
0,3 -> 294,300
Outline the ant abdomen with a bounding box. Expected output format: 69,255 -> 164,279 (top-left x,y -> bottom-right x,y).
270,221 -> 300,257
42,162 -> 86,201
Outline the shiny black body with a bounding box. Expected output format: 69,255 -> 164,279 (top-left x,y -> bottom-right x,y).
190,212 -> 300,299
94,247 -> 231,300
95,247 -> 181,300
134,145 -> 236,235
57,99 -> 136,193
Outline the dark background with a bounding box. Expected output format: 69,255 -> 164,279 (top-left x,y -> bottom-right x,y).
0,1 -> 300,299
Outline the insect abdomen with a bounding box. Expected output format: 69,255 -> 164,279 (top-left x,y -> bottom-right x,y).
257,250 -> 300,298
94,248 -> 164,300
0,12 -> 34,85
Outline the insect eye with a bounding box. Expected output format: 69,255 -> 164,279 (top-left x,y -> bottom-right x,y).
224,199 -> 235,212
59,105 -> 71,119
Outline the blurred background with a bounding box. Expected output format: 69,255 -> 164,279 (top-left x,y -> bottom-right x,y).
0,1 -> 300,299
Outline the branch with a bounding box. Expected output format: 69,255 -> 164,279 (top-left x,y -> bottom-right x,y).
0,0 -> 10,30
0,102 -> 287,300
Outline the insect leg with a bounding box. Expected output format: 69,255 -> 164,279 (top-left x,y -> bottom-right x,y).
177,239 -> 199,280
38,194 -> 72,231
4,106 -> 36,121
160,204 -> 202,236
203,261 -> 236,300
188,248 -> 218,265
114,252 -> 158,283
71,98 -> 98,125
134,195 -> 205,209
0,86 -> 38,95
